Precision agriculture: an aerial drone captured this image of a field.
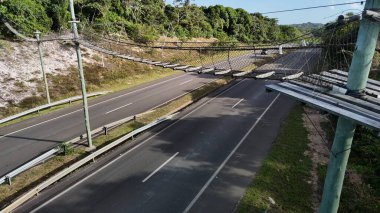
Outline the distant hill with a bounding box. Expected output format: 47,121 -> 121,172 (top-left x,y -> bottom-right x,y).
291,22 -> 324,32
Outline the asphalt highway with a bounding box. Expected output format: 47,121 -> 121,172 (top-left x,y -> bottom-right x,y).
0,72 -> 216,176
0,49 -> 280,177
210,50 -> 277,71
20,79 -> 294,213
16,49 -> 318,213
254,48 -> 321,76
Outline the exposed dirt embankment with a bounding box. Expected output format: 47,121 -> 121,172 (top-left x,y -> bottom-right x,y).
0,39 -> 100,107
302,108 -> 330,212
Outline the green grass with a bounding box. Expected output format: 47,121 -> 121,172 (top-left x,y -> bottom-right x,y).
238,105 -> 313,213
318,116 -> 380,212
317,164 -> 380,212
92,121 -> 144,147
137,78 -> 231,125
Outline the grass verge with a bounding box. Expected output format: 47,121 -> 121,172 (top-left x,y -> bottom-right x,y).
237,105 -> 313,213
318,116 -> 380,212
0,77 -> 232,209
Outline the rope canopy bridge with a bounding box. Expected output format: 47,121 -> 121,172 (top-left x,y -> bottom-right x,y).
1,15 -> 330,81
2,7 -> 379,116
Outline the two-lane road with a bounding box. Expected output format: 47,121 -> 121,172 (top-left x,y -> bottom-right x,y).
0,72 -> 216,176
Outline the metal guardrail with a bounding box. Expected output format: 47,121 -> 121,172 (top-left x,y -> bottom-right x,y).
0,148 -> 59,185
0,114 -> 134,185
0,92 -> 109,125
0,77 -> 218,186
1,113 -> 175,213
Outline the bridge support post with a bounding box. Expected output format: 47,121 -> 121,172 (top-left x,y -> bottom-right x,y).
320,0 -> 380,212
69,0 -> 93,149
34,31 -> 51,104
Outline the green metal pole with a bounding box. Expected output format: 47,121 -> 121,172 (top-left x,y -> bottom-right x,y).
34,31 -> 51,104
320,0 -> 380,212
69,0 -> 93,148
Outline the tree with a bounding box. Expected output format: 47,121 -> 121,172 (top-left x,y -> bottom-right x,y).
0,0 -> 52,36
0,0 -> 305,43
39,0 -> 70,31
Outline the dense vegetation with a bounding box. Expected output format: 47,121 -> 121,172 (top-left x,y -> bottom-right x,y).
291,22 -> 323,32
0,0 -> 301,43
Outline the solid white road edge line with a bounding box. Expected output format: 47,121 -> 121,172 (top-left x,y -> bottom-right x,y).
232,98 -> 244,109
142,152 -> 179,183
144,78 -> 216,111
0,109 -> 82,140
30,79 -> 246,212
178,79 -> 194,86
0,73 -> 193,139
183,93 -> 281,213
89,73 -> 191,108
105,103 -> 133,115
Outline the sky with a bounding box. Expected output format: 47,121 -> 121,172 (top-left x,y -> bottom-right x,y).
190,0 -> 365,25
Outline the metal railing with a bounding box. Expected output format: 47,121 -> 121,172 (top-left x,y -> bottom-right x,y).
0,114 -> 134,185
0,148 -> 59,185
0,76 -> 217,186
0,92 -> 109,125
1,113 -> 176,213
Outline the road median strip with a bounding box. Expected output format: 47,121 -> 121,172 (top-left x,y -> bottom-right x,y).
0,77 -> 232,212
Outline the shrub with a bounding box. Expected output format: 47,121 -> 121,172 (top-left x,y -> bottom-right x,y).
0,0 -> 52,37
125,22 -> 159,44
60,143 -> 74,156
18,96 -> 46,108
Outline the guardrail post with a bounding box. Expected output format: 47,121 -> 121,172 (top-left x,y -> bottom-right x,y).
6,176 -> 11,185
103,126 -> 108,135
375,131 -> 380,138
69,0 -> 93,149
34,31 -> 51,104
228,47 -> 232,70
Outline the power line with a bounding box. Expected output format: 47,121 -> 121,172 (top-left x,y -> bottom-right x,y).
262,1 -> 365,14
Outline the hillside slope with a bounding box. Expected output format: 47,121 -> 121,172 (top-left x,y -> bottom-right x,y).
0,39 -> 99,108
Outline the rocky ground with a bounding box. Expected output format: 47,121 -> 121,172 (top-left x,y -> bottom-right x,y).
0,39 -> 100,107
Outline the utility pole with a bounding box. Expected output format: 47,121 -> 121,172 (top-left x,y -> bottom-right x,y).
69,0 -> 93,149
320,0 -> 380,212
34,31 -> 51,104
